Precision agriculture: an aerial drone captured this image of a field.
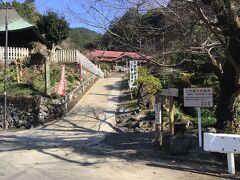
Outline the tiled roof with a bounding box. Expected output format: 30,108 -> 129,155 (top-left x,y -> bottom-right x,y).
85,50 -> 148,62
0,8 -> 34,32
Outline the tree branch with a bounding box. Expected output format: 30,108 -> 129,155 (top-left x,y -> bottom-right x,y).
192,0 -> 226,46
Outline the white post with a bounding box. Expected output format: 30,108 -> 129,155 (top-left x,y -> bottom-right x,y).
227,153 -> 235,174
154,102 -> 162,141
197,107 -> 202,147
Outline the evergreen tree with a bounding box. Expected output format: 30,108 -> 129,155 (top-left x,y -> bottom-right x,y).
37,11 -> 70,46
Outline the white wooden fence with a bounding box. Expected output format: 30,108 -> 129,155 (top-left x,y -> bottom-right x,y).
0,47 -> 29,60
0,47 -> 104,77
53,49 -> 104,77
53,50 -> 78,63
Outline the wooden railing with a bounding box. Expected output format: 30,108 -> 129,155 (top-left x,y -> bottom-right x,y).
0,47 -> 29,60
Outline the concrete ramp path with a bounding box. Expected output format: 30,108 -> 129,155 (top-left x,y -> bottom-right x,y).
0,75 -> 123,179
0,75 -> 221,180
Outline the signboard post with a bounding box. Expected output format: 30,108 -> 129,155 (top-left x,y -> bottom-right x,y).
197,107 -> 202,147
160,88 -> 178,136
184,88 -> 213,147
155,94 -> 164,144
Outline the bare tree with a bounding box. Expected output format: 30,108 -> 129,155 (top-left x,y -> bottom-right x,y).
68,0 -> 240,130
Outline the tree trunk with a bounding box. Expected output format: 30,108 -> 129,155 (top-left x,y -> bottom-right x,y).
215,75 -> 237,129
215,48 -> 240,129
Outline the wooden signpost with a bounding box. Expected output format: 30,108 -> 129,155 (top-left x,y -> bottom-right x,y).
160,88 -> 178,136
155,94 -> 164,144
154,88 -> 178,143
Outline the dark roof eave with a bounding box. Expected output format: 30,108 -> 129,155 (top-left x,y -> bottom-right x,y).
0,26 -> 51,48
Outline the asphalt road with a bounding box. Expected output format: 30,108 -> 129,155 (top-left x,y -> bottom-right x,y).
0,75 -> 223,180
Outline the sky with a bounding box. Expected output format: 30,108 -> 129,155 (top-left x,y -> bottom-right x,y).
11,0 -> 169,33
12,0 -> 130,33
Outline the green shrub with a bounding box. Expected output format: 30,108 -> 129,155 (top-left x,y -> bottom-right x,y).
50,66 -> 61,87
51,92 -> 60,99
192,109 -> 216,127
137,67 -> 161,95
100,64 -> 110,72
67,74 -> 74,83
225,100 -> 240,134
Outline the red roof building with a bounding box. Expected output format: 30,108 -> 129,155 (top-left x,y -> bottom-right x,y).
85,50 -> 148,63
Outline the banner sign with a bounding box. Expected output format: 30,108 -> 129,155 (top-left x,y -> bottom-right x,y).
56,65 -> 65,96
155,103 -> 162,124
184,88 -> 213,107
129,61 -> 138,88
79,63 -> 83,81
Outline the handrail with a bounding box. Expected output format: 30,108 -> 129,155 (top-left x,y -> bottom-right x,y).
65,74 -> 95,98
64,74 -> 96,110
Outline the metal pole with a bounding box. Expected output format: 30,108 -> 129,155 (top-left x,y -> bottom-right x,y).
3,1 -> 8,130
197,107 -> 202,147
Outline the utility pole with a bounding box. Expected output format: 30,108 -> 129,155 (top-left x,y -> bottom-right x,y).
1,0 -> 8,130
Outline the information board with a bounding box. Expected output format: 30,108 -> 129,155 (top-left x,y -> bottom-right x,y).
129,61 -> 138,88
184,88 -> 213,107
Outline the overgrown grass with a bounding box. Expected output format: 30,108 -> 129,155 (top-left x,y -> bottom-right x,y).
0,63 -> 82,97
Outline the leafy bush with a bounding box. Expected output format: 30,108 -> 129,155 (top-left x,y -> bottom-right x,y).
50,65 -> 61,86
67,74 -> 74,83
100,64 -> 111,72
137,67 -> 161,95
192,109 -> 216,128
51,92 -> 60,99
225,100 -> 240,134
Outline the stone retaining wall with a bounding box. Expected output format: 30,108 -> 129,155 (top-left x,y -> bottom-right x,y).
0,76 -> 97,129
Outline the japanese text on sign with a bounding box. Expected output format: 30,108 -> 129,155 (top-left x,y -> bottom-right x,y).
184,88 -> 213,107
129,61 -> 138,88
155,103 -> 161,124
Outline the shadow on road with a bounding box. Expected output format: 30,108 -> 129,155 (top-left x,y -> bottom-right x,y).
0,119 -> 235,179
0,75 -> 237,179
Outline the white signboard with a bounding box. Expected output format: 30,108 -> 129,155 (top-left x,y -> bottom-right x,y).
184,88 -> 213,107
160,88 -> 178,97
155,103 -> 161,124
204,133 -> 240,175
204,133 -> 240,154
129,61 -> 138,88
